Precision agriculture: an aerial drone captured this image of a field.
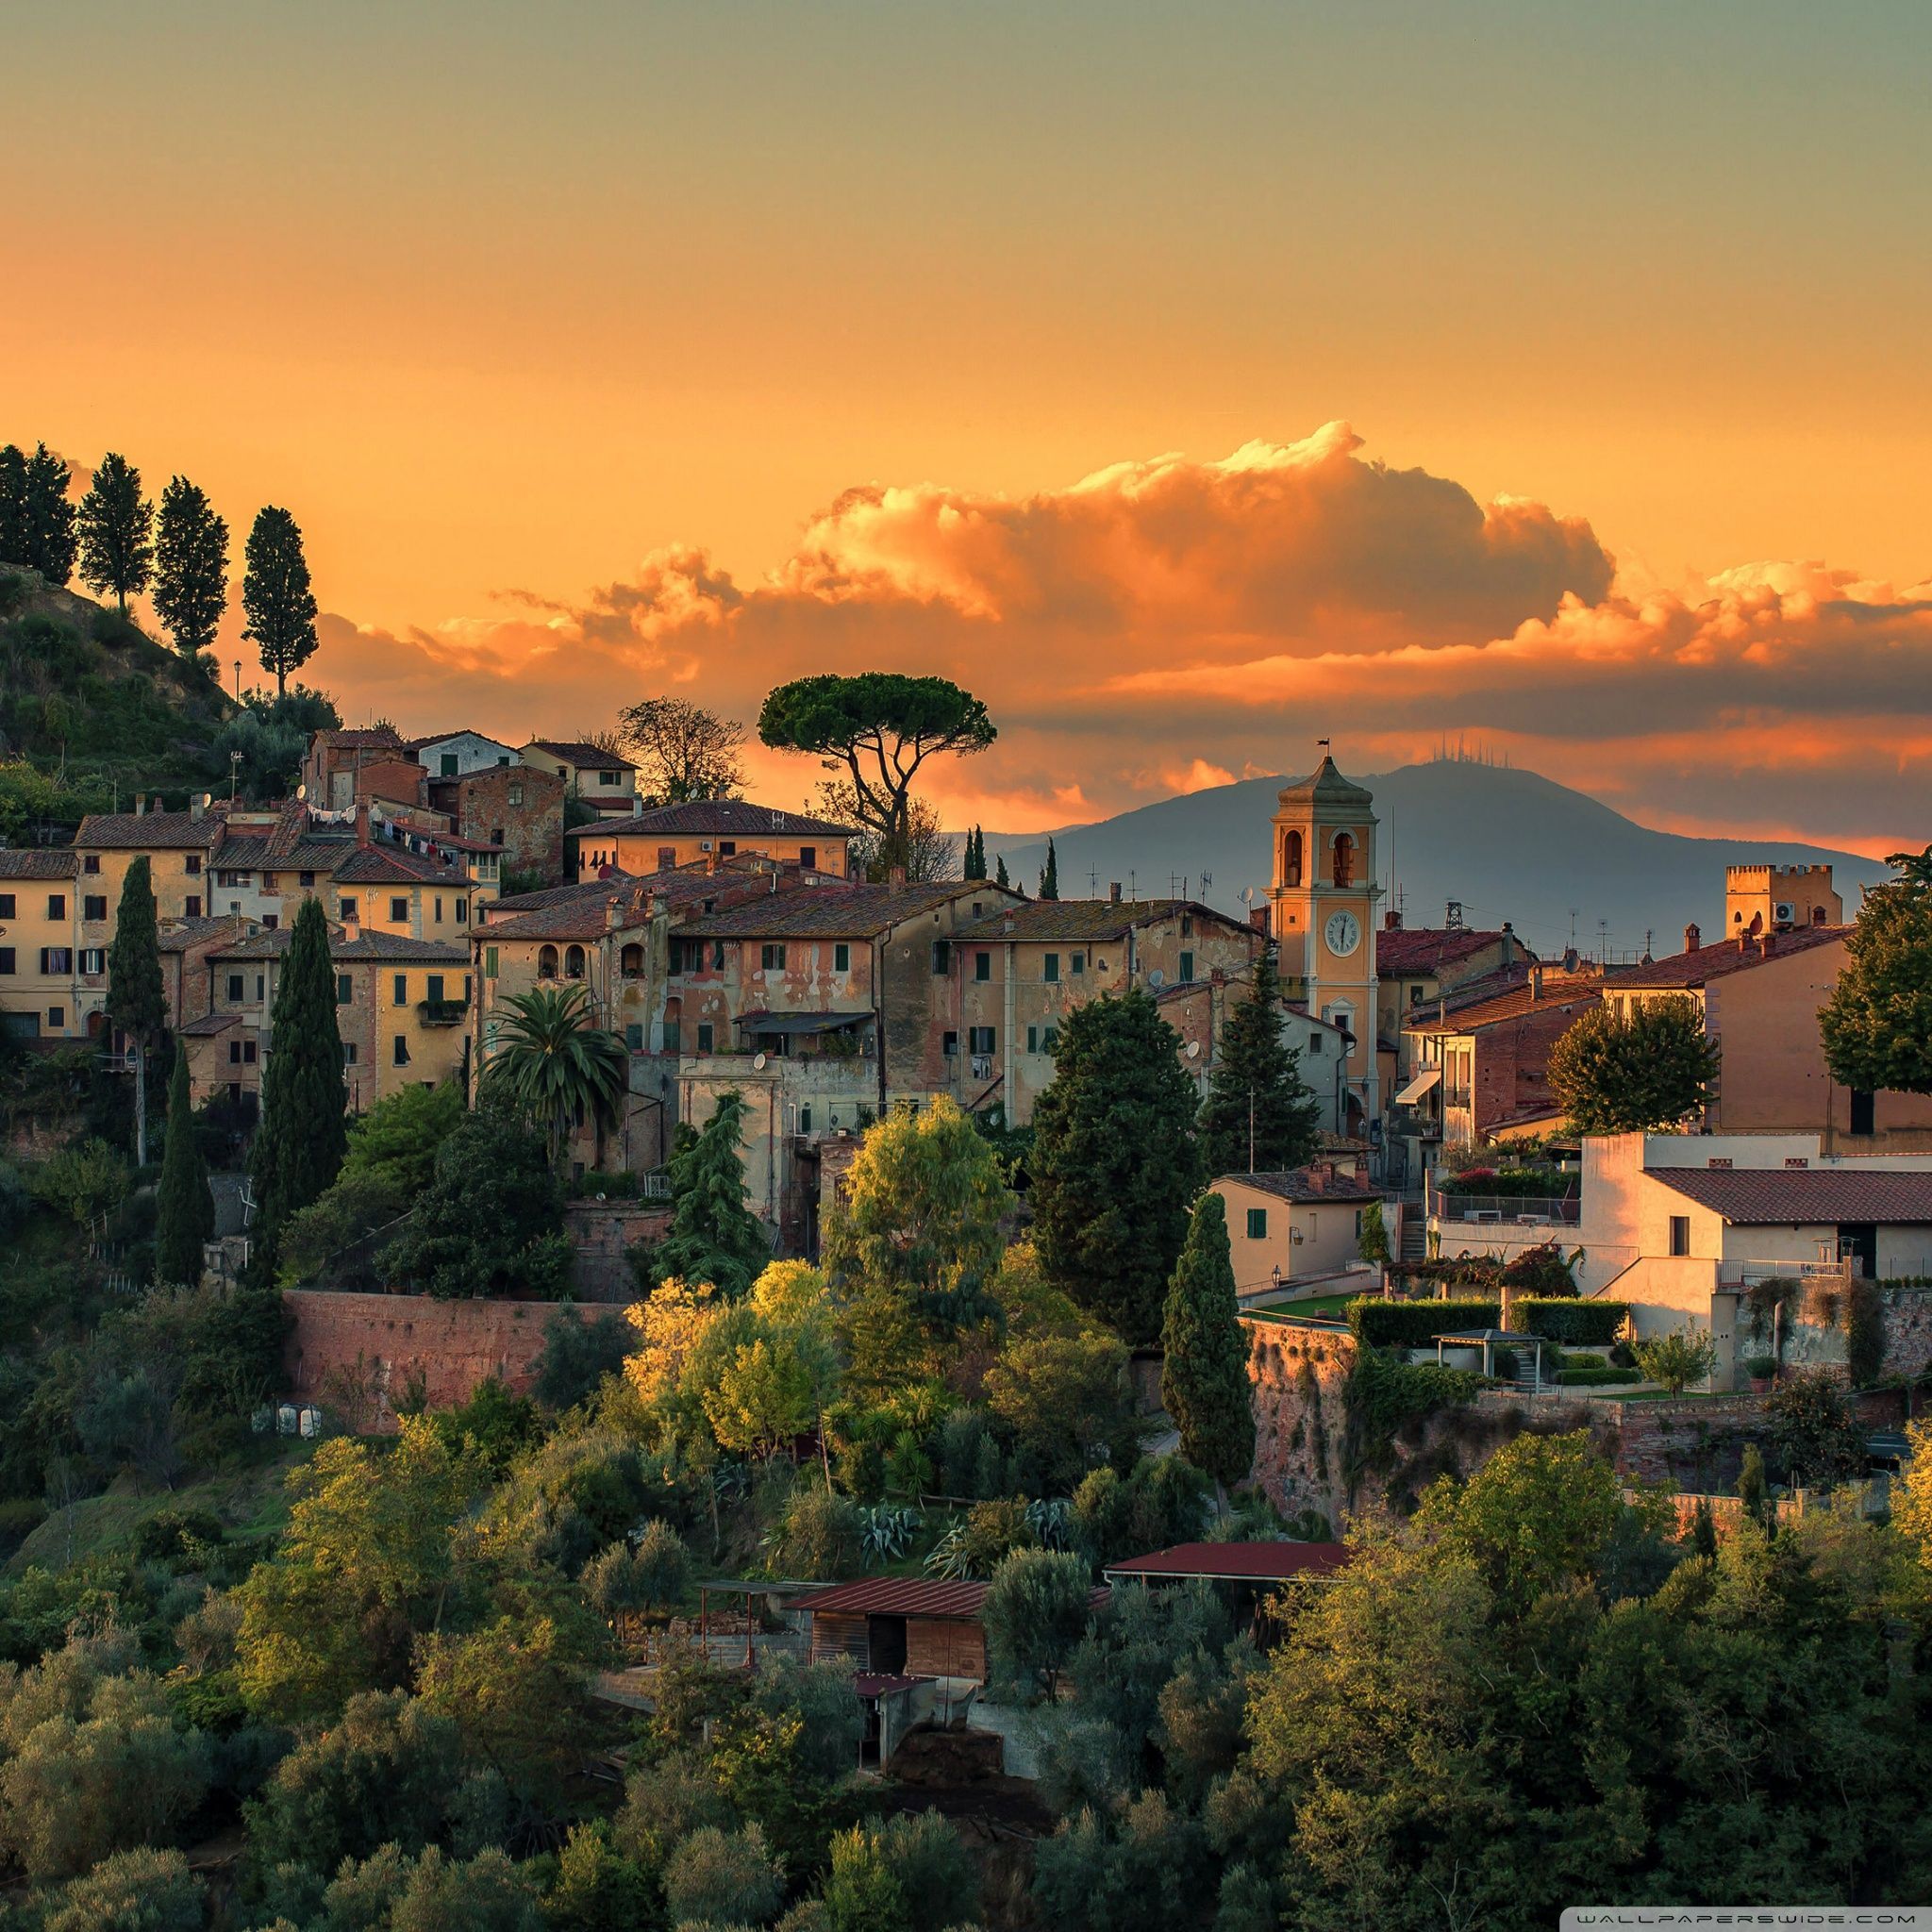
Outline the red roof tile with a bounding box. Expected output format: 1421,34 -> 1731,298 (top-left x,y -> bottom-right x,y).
1376,927 -> 1520,977
525,739 -> 636,771
791,1575 -> 1108,1619
1104,1541 -> 1351,1582
1613,925 -> 1847,990
566,798 -> 854,840
1649,1165 -> 1932,1224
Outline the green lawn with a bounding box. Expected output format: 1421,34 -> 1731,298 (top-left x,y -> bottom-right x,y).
1245,1294 -> 1356,1323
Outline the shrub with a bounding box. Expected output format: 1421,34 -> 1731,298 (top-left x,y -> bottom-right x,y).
765,1484 -> 860,1580
1516,1299 -> 1629,1345
1348,1297 -> 1499,1347
533,1308 -> 634,1412
1556,1365 -> 1642,1387
1501,1242 -> 1577,1295
662,1822 -> 785,1926
982,1548 -> 1094,1701
38,1845 -> 205,1932
1439,1165 -> 1574,1199
1341,1348 -> 1482,1483
1632,1327 -> 1717,1394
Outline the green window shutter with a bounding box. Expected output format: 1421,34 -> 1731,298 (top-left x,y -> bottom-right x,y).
1246,1208 -> 1268,1239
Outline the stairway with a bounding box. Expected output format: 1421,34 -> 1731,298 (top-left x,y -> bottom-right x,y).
1399,1202 -> 1428,1266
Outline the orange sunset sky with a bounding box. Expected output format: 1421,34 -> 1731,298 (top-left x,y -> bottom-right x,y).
8,2 -> 1931,852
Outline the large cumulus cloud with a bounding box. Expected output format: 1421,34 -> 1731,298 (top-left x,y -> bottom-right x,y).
309,427 -> 1931,850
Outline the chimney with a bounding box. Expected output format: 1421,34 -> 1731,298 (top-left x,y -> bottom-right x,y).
1684,923 -> 1700,954
1562,947 -> 1578,973
1760,930 -> 1776,956
355,802 -> 371,848
1384,909 -> 1403,930
1500,921 -> 1515,965
191,792 -> 208,820
888,865 -> 906,889
1109,881 -> 1123,903
134,793 -> 146,817
607,896 -> 624,932
1528,964 -> 1544,1001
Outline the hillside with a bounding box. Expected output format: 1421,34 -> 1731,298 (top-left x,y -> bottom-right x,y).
0,565 -> 238,825
984,758 -> 1893,959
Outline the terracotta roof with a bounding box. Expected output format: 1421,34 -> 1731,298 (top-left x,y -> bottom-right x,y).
490,878 -> 630,914
312,727 -> 403,750
1404,974 -> 1603,1036
405,729 -> 513,752
525,740 -> 636,771
75,809 -> 222,850
179,1011 -> 240,1036
213,925 -> 470,963
676,881 -> 1002,941
951,896 -> 1245,944
0,848 -> 78,878
158,916 -> 245,952
1103,1541 -> 1350,1582
1376,926 -> 1519,977
1218,1165 -> 1382,1205
1613,925 -> 1847,990
478,891 -> 657,942
791,1575 -> 1108,1619
1649,1165 -> 1932,1225
566,798 -> 854,841
332,844 -> 469,887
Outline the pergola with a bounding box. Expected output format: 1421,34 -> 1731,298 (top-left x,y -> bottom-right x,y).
1431,1325 -> 1547,1389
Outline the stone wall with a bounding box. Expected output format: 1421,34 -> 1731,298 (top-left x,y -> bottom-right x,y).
564,1200 -> 669,1301
284,1289 -> 608,1432
1881,1286 -> 1932,1378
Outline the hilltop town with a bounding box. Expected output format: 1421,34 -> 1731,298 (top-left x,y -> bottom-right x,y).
7,559 -> 1932,1927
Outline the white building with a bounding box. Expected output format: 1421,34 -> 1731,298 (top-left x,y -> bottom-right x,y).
407,731 -> 521,779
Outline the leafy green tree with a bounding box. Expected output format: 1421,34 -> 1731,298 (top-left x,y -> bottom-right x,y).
247,896 -> 346,1274
614,693 -> 745,802
105,853 -> 168,1164
76,452 -> 154,613
1763,1366 -> 1868,1488
534,1307 -> 633,1410
1196,946 -> 1321,1176
481,982 -> 628,1168
341,1078 -> 466,1194
1357,1198 -> 1391,1266
1631,1325 -> 1717,1395
652,1089 -> 771,1297
1548,994 -> 1722,1132
985,1332 -> 1137,1493
379,1108 -> 569,1299
1069,1457 -> 1209,1571
20,442 -> 79,583
759,672 -> 996,872
154,1042 -> 215,1285
36,1846 -> 206,1932
1738,1440 -> 1770,1526
983,1548 -> 1099,1702
1823,845 -> 1932,1094
541,1821 -> 658,1932
1030,1789 -> 1213,1932
1032,990 -> 1204,1342
1160,1192 -> 1255,1491
32,1135 -> 129,1228
0,442 -> 27,564
151,475 -> 229,657
242,504 -> 320,695
1039,836 -> 1059,900
662,1822 -> 785,1926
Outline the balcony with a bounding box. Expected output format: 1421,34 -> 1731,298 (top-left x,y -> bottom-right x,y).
417,998 -> 470,1026
1429,1184 -> 1580,1227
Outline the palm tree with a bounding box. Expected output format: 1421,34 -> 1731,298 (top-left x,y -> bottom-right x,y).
482,983 -> 629,1170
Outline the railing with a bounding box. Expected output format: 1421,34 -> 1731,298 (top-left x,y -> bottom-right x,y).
416,998 -> 470,1025
1430,1186 -> 1580,1226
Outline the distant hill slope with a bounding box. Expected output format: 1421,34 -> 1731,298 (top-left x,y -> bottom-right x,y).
0,565 -> 237,813
985,759 -> 1892,960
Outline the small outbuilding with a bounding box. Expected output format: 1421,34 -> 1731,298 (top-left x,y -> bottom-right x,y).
1102,1541 -> 1352,1640
1431,1325 -> 1548,1387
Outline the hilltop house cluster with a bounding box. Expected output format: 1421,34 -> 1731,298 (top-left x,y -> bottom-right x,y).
8,731 -> 1932,1385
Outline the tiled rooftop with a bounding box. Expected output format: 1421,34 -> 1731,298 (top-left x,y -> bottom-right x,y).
566,798 -> 854,841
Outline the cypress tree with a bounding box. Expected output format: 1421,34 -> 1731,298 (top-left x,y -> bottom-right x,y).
76,452 -> 154,614
242,506 -> 320,696
155,1042 -> 215,1285
248,897 -> 347,1274
23,443 -> 77,584
963,826 -> 986,881
1038,838 -> 1059,900
1032,989 -> 1204,1343
153,476 -> 230,657
1197,945 -> 1323,1177
105,856 -> 168,1164
994,854 -> 1009,890
1161,1191 -> 1256,1491
0,444 -> 26,565
651,1088 -> 770,1297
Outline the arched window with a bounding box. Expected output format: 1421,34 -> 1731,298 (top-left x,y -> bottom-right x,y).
564,944 -> 587,979
1812,905 -> 1828,926
1332,831 -> 1356,887
1282,828 -> 1303,887
538,944 -> 558,979
620,942 -> 644,979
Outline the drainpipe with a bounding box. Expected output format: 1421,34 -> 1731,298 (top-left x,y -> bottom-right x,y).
873,934 -> 888,1116
1003,940 -> 1016,1115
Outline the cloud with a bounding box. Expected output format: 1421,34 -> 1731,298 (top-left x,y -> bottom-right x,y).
308,427 -> 1932,850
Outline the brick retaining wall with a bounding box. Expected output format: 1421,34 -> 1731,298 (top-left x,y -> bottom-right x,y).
284,1289 -> 609,1432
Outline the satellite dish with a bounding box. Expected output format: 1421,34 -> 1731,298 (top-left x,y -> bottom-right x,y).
1185,1040 -> 1201,1059
1148,968 -> 1166,989
752,1052 -> 768,1070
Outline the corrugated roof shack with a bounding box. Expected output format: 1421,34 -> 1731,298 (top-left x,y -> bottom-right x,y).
791,1576 -> 1002,1681
1102,1541 -> 1352,1639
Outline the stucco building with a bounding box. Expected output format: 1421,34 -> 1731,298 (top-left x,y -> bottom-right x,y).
521,740 -> 640,818
567,799 -> 856,883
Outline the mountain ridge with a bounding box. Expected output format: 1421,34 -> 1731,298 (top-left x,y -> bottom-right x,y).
981,758 -> 1893,959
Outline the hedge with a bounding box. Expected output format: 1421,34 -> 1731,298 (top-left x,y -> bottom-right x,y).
1516,1299 -> 1629,1344
1348,1298 -> 1499,1346
1556,1365 -> 1641,1388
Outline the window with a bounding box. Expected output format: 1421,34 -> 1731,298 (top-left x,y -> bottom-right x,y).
426,974 -> 444,1004
1043,952 -> 1059,984
337,973 -> 353,1005
0,895 -> 11,919
1181,914 -> 1193,937
1410,983 -> 1424,1007
931,940 -> 948,974
226,974 -> 244,1002
799,846 -> 816,871
1071,951 -> 1085,975
1282,828 -> 1303,886
942,1029 -> 958,1056
974,950 -> 991,982
342,1041 -> 358,1065
497,754 -> 510,766
1668,1215 -> 1690,1257
1307,1031 -> 1324,1053
261,873 -> 275,891
539,944 -> 558,978
1332,832 -> 1356,886
339,895 -> 358,921
46,893 -> 65,919
968,1025 -> 996,1054
1851,1088 -> 1876,1136
299,871 -> 315,888
625,1022 -> 643,1050
761,943 -> 787,972
508,783 -> 523,807
390,896 -> 409,923
46,1007 -> 63,1028
83,894 -> 107,921
216,870 -> 250,888
456,899 -> 467,924
256,974 -> 266,1001
483,945 -> 499,979
184,895 -> 202,918
1179,951 -> 1196,984
1027,1024 -> 1038,1053
1042,1024 -> 1059,1051
185,854 -> 202,875
433,896 -> 443,924
262,914 -> 278,930
80,949 -> 105,974
393,1036 -> 410,1066
719,840 -> 737,856
711,941 -> 724,971
834,942 -> 850,973
620,942 -> 644,979
598,770 -> 623,787
82,855 -> 100,874
696,1023 -> 714,1054
799,1105 -> 813,1135
441,753 -> 458,776
659,1018 -> 681,1052
229,1040 -> 242,1064
391,973 -> 408,1004
0,948 -> 12,974
564,944 -> 586,978
1246,1208 -> 1268,1240
41,948 -> 73,974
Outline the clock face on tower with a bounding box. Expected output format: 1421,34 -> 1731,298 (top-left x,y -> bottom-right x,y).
1324,909 -> 1361,958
